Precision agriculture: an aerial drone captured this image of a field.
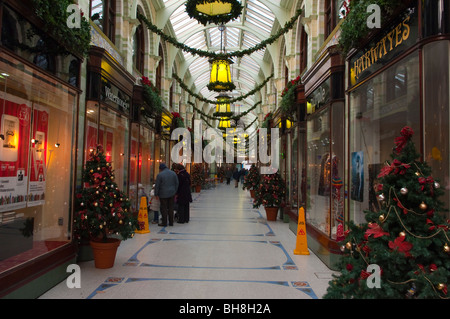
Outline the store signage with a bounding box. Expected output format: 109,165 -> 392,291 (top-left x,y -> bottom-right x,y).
101,79 -> 130,114
350,7 -> 417,86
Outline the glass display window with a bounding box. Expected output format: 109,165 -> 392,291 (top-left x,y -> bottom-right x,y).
348,51 -> 420,225
0,51 -> 77,273
98,106 -> 129,192
306,107 -> 331,236
423,40 -> 450,214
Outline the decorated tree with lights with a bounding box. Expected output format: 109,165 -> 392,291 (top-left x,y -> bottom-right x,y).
73,145 -> 138,243
243,164 -> 260,190
324,126 -> 450,299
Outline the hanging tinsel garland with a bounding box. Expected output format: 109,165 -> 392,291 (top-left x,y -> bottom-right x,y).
137,9 -> 302,59
188,100 -> 261,122
173,73 -> 273,105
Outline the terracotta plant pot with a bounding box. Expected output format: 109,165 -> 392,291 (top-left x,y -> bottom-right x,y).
195,185 -> 201,192
90,238 -> 121,269
264,207 -> 279,221
250,189 -> 255,198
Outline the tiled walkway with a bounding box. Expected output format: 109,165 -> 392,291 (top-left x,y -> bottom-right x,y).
39,182 -> 336,299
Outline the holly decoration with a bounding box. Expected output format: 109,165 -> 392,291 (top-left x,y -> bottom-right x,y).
253,171 -> 286,208
73,145 -> 138,243
243,164 -> 260,190
324,126 -> 450,299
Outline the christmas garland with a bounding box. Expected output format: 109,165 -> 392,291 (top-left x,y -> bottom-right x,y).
31,0 -> 91,57
207,81 -> 236,92
280,75 -> 301,117
188,100 -> 261,121
137,9 -> 302,59
185,0 -> 243,26
338,0 -> 407,54
173,72 -> 273,105
141,76 -> 163,117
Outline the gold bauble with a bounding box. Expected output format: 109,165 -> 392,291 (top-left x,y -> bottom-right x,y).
345,242 -> 352,250
419,202 -> 427,210
399,231 -> 406,237
437,283 -> 445,291
379,214 -> 385,222
444,243 -> 450,253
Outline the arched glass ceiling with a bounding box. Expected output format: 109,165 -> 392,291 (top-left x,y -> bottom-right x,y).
166,0 -> 281,128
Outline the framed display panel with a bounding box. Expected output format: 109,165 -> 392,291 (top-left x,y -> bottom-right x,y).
348,51 -> 420,225
0,51 -> 77,272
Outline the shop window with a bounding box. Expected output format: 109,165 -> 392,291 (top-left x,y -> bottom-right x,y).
1,8 -> 18,52
90,0 -> 116,44
299,25 -> 308,73
423,41 -> 450,215
133,24 -> 145,74
324,0 -> 344,39
68,59 -> 80,87
99,106 -> 129,191
349,51 -> 420,225
387,65 -> 407,101
306,107 -> 331,235
33,40 -> 55,73
156,44 -> 164,94
0,51 -> 77,273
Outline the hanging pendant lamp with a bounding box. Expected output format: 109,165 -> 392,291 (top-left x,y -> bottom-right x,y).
208,57 -> 235,92
208,24 -> 235,92
186,0 -> 243,26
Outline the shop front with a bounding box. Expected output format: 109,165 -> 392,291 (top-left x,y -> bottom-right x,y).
347,0 -> 450,237
85,47 -> 135,206
0,1 -> 81,297
302,45 -> 345,269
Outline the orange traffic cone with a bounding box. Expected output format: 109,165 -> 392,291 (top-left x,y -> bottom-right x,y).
135,196 -> 150,234
293,207 -> 309,255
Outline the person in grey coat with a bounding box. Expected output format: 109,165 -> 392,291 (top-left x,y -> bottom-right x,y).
155,163 -> 179,226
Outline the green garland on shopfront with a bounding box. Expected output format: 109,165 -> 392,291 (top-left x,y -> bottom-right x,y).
339,0 -> 406,54
173,73 -> 273,105
137,9 -> 302,59
31,0 -> 91,57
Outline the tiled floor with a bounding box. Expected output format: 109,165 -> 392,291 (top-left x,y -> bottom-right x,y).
39,182 -> 337,299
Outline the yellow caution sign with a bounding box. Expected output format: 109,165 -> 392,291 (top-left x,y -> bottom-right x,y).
135,196 -> 150,234
293,207 -> 309,255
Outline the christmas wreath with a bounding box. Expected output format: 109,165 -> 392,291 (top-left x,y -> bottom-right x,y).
185,0 -> 243,26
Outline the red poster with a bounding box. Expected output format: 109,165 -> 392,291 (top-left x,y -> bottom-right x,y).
28,104 -> 49,207
0,94 -> 31,212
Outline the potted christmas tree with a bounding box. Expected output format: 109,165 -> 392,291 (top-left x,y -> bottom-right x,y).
253,170 -> 286,221
73,145 -> 138,269
324,126 -> 450,299
243,164 -> 260,198
191,163 -> 205,192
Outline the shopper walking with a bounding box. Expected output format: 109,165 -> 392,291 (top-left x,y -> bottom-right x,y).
175,164 -> 192,224
233,168 -> 240,188
149,184 -> 160,224
155,163 -> 179,227
225,167 -> 232,185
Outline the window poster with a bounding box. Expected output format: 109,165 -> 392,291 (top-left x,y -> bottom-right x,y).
28,104 -> 49,207
0,93 -> 31,212
351,151 -> 364,202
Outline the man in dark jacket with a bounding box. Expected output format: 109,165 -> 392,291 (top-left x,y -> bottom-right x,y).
175,164 -> 192,223
155,163 -> 179,226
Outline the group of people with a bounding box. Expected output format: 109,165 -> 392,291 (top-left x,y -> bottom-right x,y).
225,167 -> 247,188
148,162 -> 192,227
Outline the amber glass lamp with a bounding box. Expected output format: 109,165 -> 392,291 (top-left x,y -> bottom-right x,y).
185,0 -> 243,26
208,57 -> 235,92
